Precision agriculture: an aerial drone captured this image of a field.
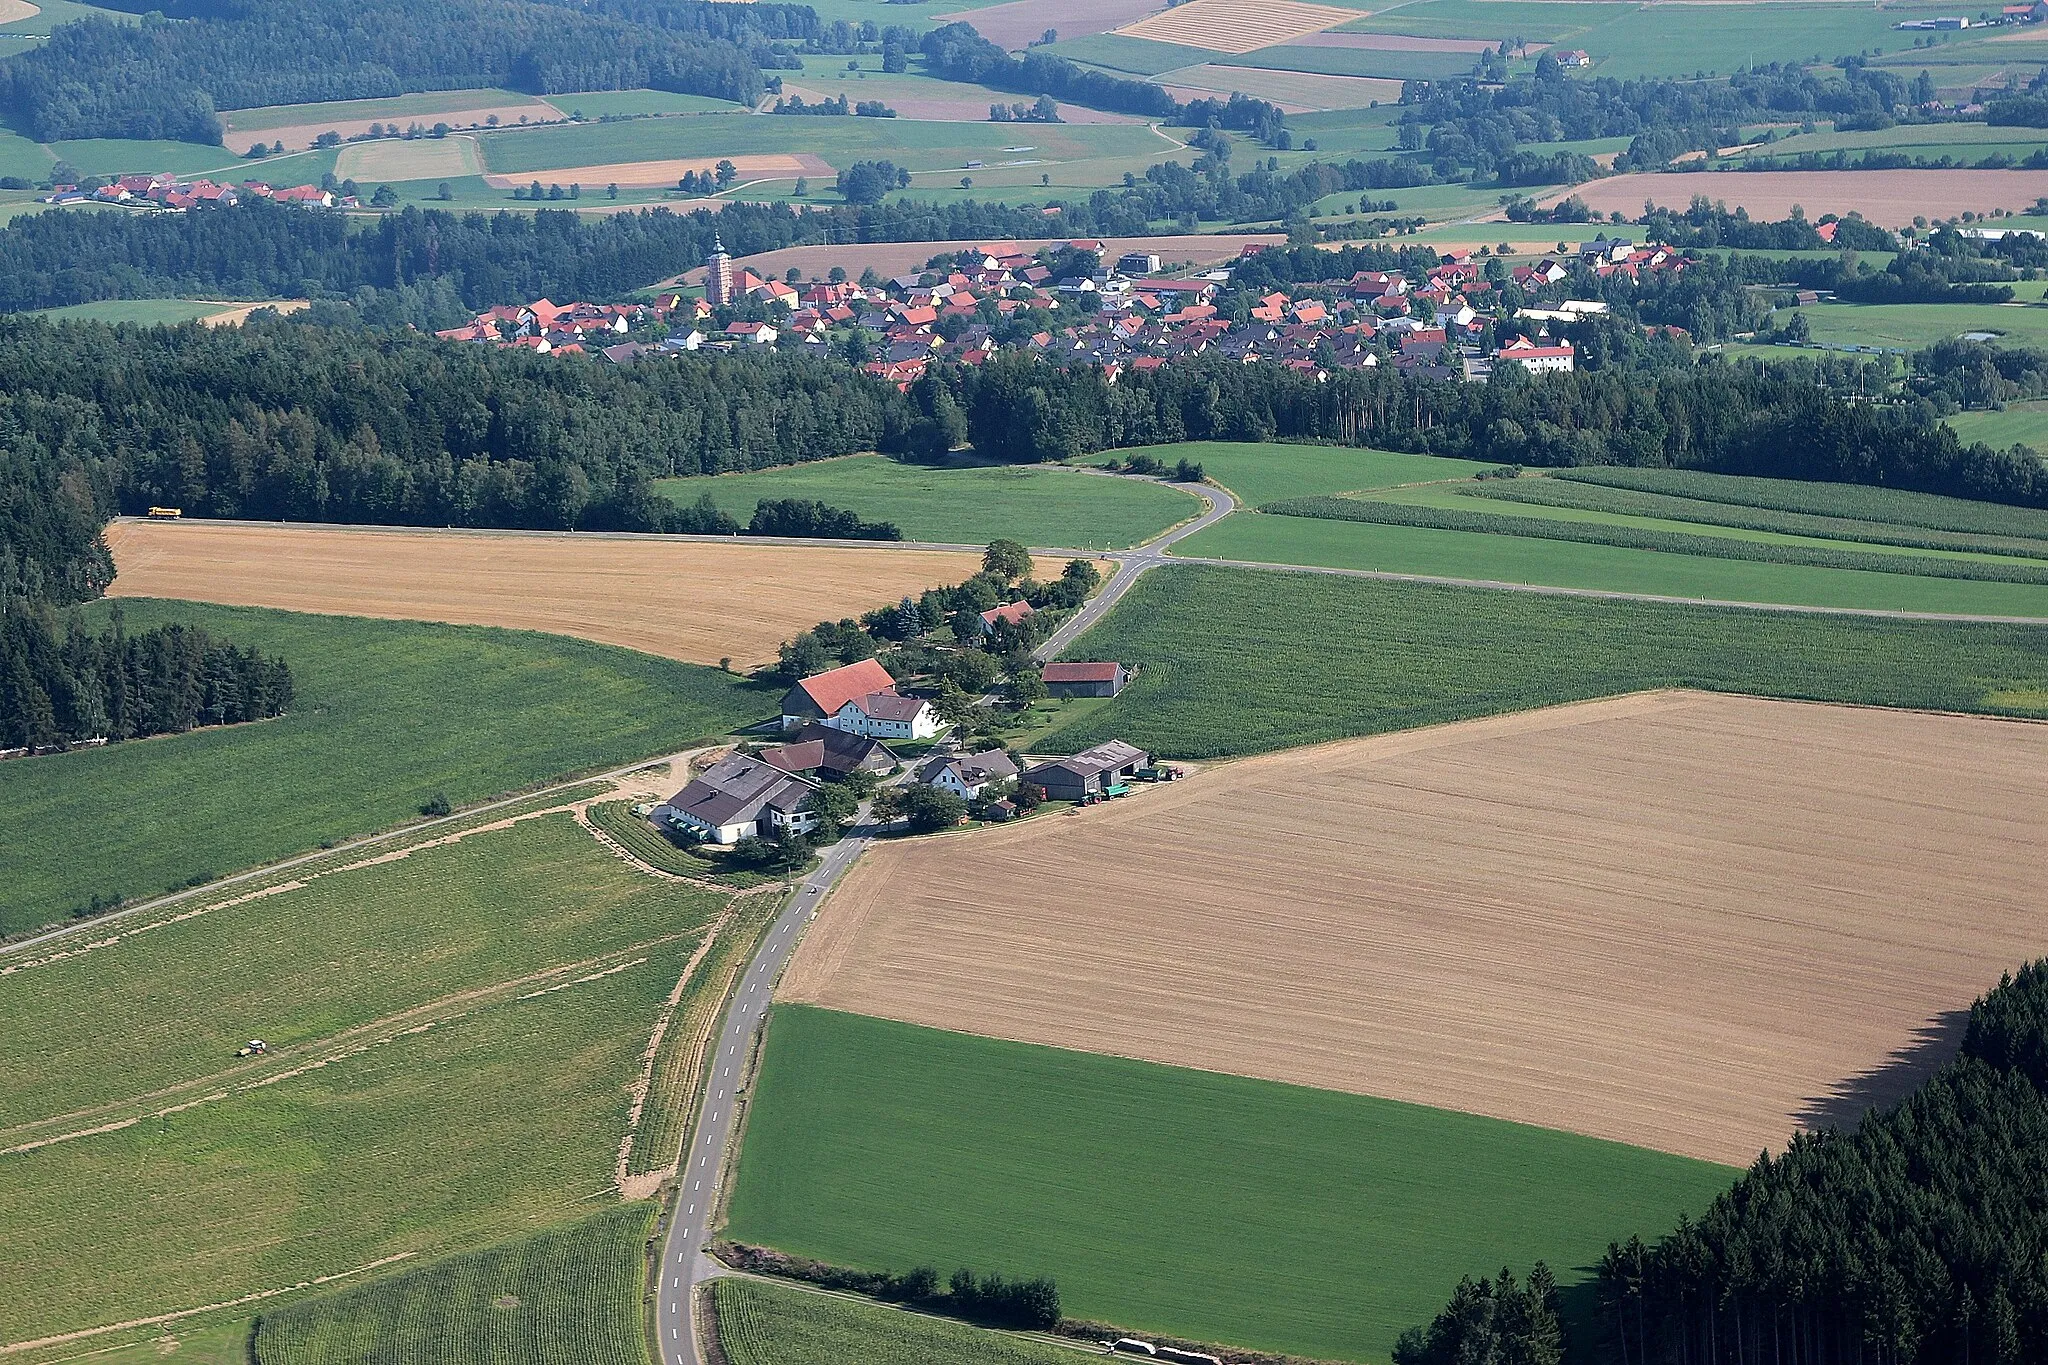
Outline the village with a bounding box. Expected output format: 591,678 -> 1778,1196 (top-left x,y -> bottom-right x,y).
42,171 -> 364,210
429,231 -> 1700,379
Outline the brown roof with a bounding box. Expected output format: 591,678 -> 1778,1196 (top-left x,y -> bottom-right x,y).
1042,661 -> 1122,684
793,658 -> 896,716
980,600 -> 1036,626
757,739 -> 825,774
853,691 -> 929,723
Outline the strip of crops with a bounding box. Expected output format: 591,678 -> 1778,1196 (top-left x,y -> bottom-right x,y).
253,1203 -> 656,1365
630,892 -> 783,1179
1553,467 -> 2048,540
1259,496 -> 2048,586
587,799 -> 779,888
1462,477 -> 2048,561
712,1277 -> 1078,1365
1044,565 -> 2048,759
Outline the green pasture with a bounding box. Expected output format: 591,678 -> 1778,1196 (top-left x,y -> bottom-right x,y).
1259,105 -> 1404,155
713,1278 -> 1079,1365
553,89 -> 743,118
218,89 -> 549,136
1085,441 -> 1495,504
658,454 -> 1197,548
728,1006 -> 1734,1365
1949,401 -> 2048,451
0,123 -> 52,182
1548,465 -> 2048,538
1338,1 -> 1626,44
1784,301 -> 2048,351
1180,510 -> 2048,615
0,0 -> 138,35
0,599 -> 767,937
0,911 -> 682,1343
1157,65 -> 1399,114
1048,33 -> 1222,76
478,113 -> 1167,178
1228,43 -> 1478,82
795,0 -> 1015,31
1041,564 -> 2048,759
25,298 -> 235,324
0,810 -> 725,1131
46,137 -> 239,178
1730,121 -> 2048,161
253,1203 -> 656,1365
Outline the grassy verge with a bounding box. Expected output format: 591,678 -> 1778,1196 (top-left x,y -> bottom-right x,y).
1041,564 -> 2048,759
251,1203 -> 655,1365
0,815 -> 726,1344
1179,511 -> 2048,617
725,1006 -> 1733,1365
656,454 -> 1197,550
0,599 -> 770,937
1260,495 -> 2048,585
710,1277 -> 1079,1365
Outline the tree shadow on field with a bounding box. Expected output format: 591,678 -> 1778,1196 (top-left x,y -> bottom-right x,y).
1795,1009 -> 1971,1134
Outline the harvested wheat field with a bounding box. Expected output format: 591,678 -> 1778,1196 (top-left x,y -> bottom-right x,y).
785,691 -> 2048,1165
1538,169 -> 2048,227
104,520 -> 1052,667
483,153 -> 829,189
1118,0 -> 1358,52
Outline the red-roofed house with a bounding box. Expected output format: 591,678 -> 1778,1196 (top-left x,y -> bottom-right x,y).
780,659 -> 899,730
978,600 -> 1037,636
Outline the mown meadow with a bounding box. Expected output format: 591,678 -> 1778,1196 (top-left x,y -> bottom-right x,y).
0,599 -> 769,937
252,1203 -> 657,1365
712,1277 -> 1079,1365
0,815 -> 721,1346
1043,564 -> 2048,758
727,1006 -> 1734,1364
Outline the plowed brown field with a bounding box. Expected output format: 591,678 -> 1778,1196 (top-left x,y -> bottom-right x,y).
1119,0 -> 1356,52
784,691 -> 2048,1164
1536,169 -> 2048,226
104,520 -> 1048,667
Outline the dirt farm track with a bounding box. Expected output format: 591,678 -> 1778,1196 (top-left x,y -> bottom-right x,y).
103,520 -> 1044,668
784,691 -> 2048,1165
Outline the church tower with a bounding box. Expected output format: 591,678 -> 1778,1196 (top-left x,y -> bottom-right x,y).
705,233 -> 734,307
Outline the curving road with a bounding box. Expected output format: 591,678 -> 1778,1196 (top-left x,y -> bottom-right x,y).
652,816 -> 875,1365
1032,477 -> 1238,662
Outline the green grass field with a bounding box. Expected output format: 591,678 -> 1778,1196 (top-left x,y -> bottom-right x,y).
1049,34 -> 1223,77
657,455 -> 1197,548
0,814 -> 708,1343
551,89 -> 744,118
218,89 -> 553,136
1040,564 -> 2048,758
1180,509 -> 2048,615
1552,465 -> 2048,538
727,1006 -> 1734,1364
24,298 -> 236,324
45,137 -> 239,178
0,600 -> 768,937
252,1203 -> 656,1365
1782,300 -> 2048,351
712,1278 -> 1079,1365
1227,44 -> 1477,82
1948,401 -> 2048,451
1091,441 -> 1497,504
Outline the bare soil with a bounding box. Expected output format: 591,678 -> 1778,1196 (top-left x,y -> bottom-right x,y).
223,105 -> 545,153
483,153 -> 830,189
782,691 -> 2048,1165
1537,169 -> 2048,227
103,520 -> 1010,667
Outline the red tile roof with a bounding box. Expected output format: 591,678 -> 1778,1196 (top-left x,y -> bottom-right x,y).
1042,661 -> 1121,683
793,659 -> 897,716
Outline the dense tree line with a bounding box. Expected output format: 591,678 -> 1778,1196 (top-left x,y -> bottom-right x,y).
0,0 -> 761,144
0,314 -> 906,532
746,497 -> 901,540
1638,199 -> 1897,253
1395,1264 -> 1564,1365
1,610 -> 293,750
927,351 -> 2048,507
714,1243 -> 1060,1332
1591,961 -> 2048,1364
919,22 -> 1177,119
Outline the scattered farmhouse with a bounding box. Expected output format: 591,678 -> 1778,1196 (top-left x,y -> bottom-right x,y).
780,658 -> 941,741
916,749 -> 1020,800
1024,740 -> 1152,802
653,754 -> 821,845
979,600 -> 1037,636
757,723 -> 898,778
1041,661 -> 1129,698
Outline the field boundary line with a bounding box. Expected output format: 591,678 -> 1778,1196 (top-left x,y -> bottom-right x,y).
619,913 -> 735,1197
0,1254 -> 417,1355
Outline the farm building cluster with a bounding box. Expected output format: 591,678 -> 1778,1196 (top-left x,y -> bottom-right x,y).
650,656 -> 1148,845
43,173 -> 355,209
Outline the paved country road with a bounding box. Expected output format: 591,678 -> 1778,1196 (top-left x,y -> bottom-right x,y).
653,815 -> 875,1365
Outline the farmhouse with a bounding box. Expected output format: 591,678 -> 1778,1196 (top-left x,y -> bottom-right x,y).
781,658 -> 898,729
915,749 -> 1020,799
1024,740 -> 1152,802
979,600 -> 1037,636
653,754 -> 822,845
758,723 -> 898,778
831,690 -> 942,741
1042,661 -> 1128,698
